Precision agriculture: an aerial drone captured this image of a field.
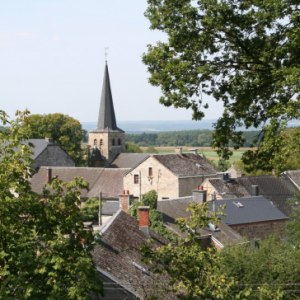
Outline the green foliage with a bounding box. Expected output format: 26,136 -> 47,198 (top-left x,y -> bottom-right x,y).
143,0 -> 300,174
286,193 -> 300,245
143,145 -> 159,153
217,158 -> 231,172
126,130 -> 260,147
21,113 -> 87,166
0,110 -> 103,299
219,235 -> 299,300
125,142 -> 143,153
129,190 -> 175,241
80,198 -> 99,222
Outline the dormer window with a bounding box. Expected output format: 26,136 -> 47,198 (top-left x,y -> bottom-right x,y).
118,138 -> 121,146
112,139 -> 115,146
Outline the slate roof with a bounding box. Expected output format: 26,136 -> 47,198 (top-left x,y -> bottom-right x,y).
108,153 -> 150,169
92,210 -> 174,299
205,175 -> 296,216
102,201 -> 119,215
90,63 -> 123,133
153,153 -> 220,177
208,196 -> 288,226
30,167 -> 130,199
156,197 -> 243,246
284,170 -> 300,189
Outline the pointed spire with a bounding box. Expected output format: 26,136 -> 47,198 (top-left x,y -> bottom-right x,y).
96,62 -> 119,131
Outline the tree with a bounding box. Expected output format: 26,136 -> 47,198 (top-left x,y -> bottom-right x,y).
143,0 -> 300,174
80,198 -> 99,222
0,110 -> 104,299
125,142 -> 143,153
144,145 -> 159,153
22,113 -> 87,166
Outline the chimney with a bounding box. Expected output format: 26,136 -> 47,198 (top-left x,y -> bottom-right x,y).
251,185 -> 259,196
119,191 -> 133,213
139,206 -> 150,235
45,137 -> 53,143
217,173 -> 229,181
272,169 -> 276,176
175,147 -> 182,155
46,168 -> 52,183
188,149 -> 198,155
193,190 -> 207,204
212,198 -> 216,212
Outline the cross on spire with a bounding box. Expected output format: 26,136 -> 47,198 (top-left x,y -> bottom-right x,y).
104,47 -> 109,62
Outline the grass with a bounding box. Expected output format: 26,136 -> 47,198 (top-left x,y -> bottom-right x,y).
140,146 -> 249,164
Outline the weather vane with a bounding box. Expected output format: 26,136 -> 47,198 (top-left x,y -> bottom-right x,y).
104,47 -> 109,61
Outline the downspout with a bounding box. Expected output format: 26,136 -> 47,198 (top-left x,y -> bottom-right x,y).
139,171 -> 141,201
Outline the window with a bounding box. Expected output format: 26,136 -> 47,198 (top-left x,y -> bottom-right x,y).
134,174 -> 139,184
100,139 -> 103,146
148,167 -> 153,177
112,139 -> 115,146
118,138 -> 121,146
94,139 -> 97,146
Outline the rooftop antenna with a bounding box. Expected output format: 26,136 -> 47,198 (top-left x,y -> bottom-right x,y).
104,47 -> 109,62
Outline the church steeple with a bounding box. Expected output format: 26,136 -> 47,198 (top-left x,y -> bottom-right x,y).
95,63 -> 123,132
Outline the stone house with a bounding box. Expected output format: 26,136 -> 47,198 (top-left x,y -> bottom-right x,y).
17,137 -> 75,169
156,190 -> 244,249
91,208 -> 175,299
123,148 -> 220,200
201,173 -> 296,216
209,196 -> 288,240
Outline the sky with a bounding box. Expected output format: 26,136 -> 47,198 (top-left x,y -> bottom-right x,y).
0,0 -> 224,122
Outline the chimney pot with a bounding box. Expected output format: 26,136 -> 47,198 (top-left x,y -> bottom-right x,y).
46,168 -> 52,183
139,206 -> 150,235
122,190 -> 125,195
200,185 -> 204,191
127,190 -> 129,195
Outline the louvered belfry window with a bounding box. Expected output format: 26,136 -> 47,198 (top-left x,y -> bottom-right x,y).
134,175 -> 139,184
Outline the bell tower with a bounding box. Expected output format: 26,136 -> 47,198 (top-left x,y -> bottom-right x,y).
89,61 -> 125,167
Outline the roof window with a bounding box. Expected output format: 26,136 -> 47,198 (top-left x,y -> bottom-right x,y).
208,222 -> 220,232
233,201 -> 244,208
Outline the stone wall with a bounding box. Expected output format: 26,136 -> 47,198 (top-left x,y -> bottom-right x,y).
33,145 -> 75,169
202,180 -> 224,200
179,174 -> 218,197
88,131 -> 125,163
123,156 -> 178,200
230,220 -> 287,240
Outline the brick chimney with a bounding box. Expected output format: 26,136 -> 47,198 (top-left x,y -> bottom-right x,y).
119,190 -> 133,213
193,190 -> 207,204
139,206 -> 150,235
46,168 -> 52,183
175,147 -> 182,155
45,137 -> 53,143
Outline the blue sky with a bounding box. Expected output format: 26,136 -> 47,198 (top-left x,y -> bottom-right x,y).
0,0 -> 223,122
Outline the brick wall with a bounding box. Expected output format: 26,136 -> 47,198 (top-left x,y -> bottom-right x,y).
230,220 -> 287,240
33,145 -> 75,169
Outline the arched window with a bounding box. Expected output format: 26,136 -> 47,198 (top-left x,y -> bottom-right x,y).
118,138 -> 121,146
94,139 -> 97,146
112,139 -> 115,146
100,139 -> 103,146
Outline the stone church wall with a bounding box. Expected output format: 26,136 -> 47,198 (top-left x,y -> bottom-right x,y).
32,145 -> 75,169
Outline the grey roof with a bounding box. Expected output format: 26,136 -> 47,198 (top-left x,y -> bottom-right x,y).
92,210 -> 174,299
108,153 -> 150,169
153,153 -> 220,177
208,196 -> 288,225
157,197 -> 243,246
102,201 -> 119,215
30,167 -> 130,199
284,170 -> 300,189
206,175 -> 296,216
91,63 -> 123,133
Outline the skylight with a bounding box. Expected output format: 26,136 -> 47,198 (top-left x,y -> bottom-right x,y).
233,201 -> 244,208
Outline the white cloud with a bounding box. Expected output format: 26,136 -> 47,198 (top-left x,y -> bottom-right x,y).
15,32 -> 37,39
0,33 -> 8,38
52,34 -> 59,41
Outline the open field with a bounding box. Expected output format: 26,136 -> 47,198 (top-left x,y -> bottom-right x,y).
140,146 -> 252,163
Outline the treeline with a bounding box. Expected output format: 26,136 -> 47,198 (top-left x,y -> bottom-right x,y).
125,130 -> 261,147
